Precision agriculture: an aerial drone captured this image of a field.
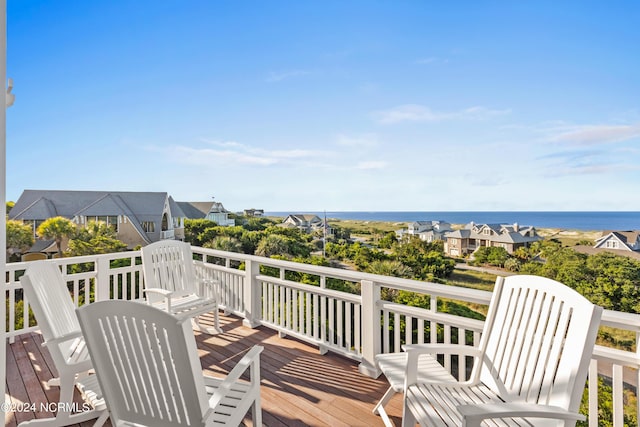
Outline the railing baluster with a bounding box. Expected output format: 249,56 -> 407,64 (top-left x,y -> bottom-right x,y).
394,312 -> 400,352
383,310 -> 390,353
405,315 -> 412,346
613,364 -> 623,427
588,359 -> 598,427
444,324 -> 451,373
292,289 -> 299,334
354,304 -> 361,355
345,302 -> 352,352
417,318 -> 424,344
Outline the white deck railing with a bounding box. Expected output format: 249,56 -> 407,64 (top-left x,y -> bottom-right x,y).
4,247 -> 640,426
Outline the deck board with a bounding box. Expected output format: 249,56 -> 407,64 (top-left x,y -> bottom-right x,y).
5,312 -> 404,427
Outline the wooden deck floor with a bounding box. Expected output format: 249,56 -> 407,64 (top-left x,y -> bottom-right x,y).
5,313 -> 404,427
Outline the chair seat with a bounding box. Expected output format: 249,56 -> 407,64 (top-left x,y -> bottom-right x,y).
75,374 -> 107,412
375,352 -> 456,391
203,376 -> 257,425
406,382 -> 533,427
151,293 -> 218,319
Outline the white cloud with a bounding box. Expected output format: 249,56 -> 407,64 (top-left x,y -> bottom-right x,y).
336,133 -> 379,147
266,69 -> 312,82
415,57 -> 448,65
174,146 -> 278,166
374,104 -> 511,124
463,173 -> 508,187
548,123 -> 640,145
356,161 -> 387,170
203,140 -> 245,148
157,140 -> 329,167
537,147 -> 640,177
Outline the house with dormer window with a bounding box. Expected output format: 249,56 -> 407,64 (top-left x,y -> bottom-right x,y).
396,220 -> 452,242
594,231 -> 640,252
9,190 -> 187,253
281,214 -> 331,235
444,221 -> 542,257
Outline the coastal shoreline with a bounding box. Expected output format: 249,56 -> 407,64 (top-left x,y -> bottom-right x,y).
267,216 -> 602,246
265,211 -> 638,232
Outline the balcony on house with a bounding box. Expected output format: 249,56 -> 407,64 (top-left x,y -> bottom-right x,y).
4,248 -> 640,426
160,228 -> 175,240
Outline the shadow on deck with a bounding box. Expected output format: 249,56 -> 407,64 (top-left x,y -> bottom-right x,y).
5,312 -> 401,427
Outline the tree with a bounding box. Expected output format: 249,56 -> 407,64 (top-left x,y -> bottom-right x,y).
66,221 -> 127,256
184,219 -> 218,246
204,236 -> 243,253
377,231 -> 397,249
6,220 -> 34,261
37,216 -> 76,257
486,247 -> 509,267
255,234 -> 291,257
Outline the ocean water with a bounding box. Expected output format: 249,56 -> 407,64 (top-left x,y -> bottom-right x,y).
265,211 -> 640,231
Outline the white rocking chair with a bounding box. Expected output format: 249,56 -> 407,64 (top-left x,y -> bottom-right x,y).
141,240 -> 222,334
19,261 -> 108,427
401,275 -> 603,427
76,300 -> 263,426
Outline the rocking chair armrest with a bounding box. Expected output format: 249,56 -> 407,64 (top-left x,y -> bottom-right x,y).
402,343 -> 483,358
402,344 -> 483,387
457,402 -> 585,427
143,288 -> 173,298
42,330 -> 84,347
205,345 -> 264,411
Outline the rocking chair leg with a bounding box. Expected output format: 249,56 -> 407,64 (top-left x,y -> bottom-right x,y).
373,386 -> 397,427
193,314 -> 223,335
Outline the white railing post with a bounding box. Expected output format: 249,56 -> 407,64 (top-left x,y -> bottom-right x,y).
1,2 -> 8,421
359,279 -> 382,378
242,259 -> 261,328
95,256 -> 111,301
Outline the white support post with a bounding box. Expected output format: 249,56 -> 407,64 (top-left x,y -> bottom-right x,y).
1,0 -> 7,422
242,259 -> 261,328
95,256 -> 111,301
358,279 -> 381,378
588,359 -> 598,427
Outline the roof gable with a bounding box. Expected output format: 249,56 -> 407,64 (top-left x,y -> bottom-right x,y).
10,197 -> 58,220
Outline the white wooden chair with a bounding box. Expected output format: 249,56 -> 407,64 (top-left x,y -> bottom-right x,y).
141,240 -> 222,334
76,300 -> 264,427
19,261 -> 108,427
373,350 -> 457,427
401,275 -> 603,427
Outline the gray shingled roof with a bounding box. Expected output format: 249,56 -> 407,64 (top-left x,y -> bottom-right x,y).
176,202 -> 212,219
9,190 -> 175,245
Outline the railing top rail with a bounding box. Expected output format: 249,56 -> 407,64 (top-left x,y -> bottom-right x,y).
257,275 -> 362,304
600,308 -> 640,331
379,300 -> 485,332
194,247 -> 493,304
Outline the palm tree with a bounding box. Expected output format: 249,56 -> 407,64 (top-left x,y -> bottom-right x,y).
37,217 -> 76,257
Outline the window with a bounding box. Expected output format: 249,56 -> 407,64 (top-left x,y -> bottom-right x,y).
606,240 -> 619,249
24,219 -> 46,236
86,215 -> 118,231
483,228 -> 491,235
142,221 -> 155,233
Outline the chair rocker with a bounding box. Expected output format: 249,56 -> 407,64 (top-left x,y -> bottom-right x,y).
400,275 -> 602,427
76,300 -> 264,427
141,239 -> 222,334
19,261 -> 108,427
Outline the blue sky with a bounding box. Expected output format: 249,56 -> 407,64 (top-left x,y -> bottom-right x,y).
6,1 -> 640,211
